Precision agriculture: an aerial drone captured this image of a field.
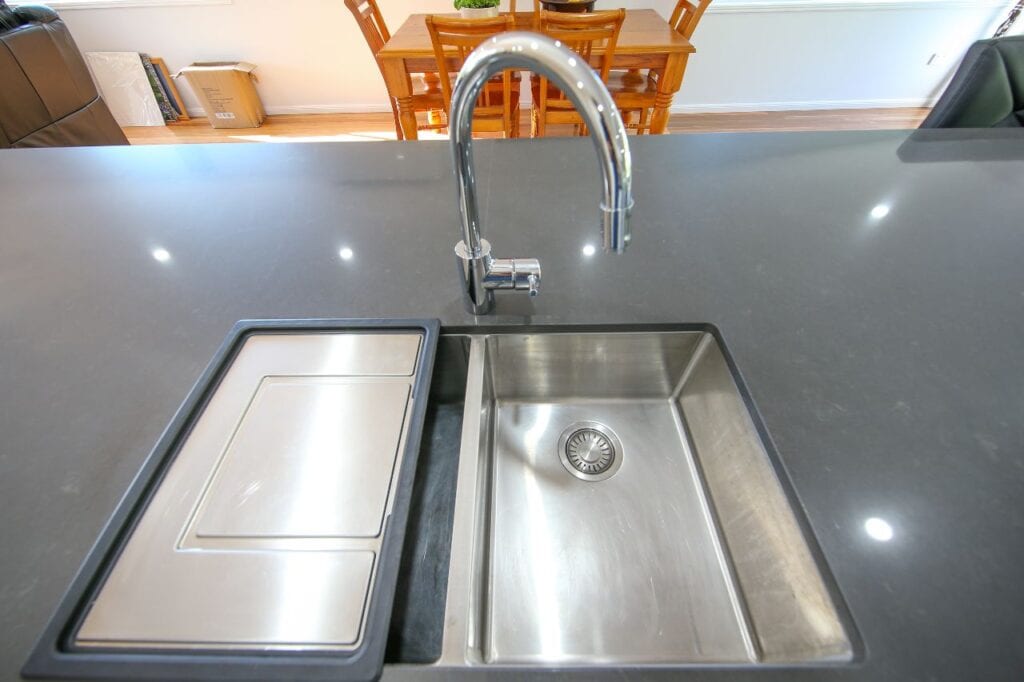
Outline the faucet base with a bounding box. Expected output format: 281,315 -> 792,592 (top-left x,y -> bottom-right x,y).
455,239 -> 495,315
455,239 -> 542,315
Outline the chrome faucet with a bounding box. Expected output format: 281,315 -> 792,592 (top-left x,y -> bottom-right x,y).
449,31 -> 633,315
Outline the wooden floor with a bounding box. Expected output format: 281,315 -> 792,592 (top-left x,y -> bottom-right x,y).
123,108 -> 930,145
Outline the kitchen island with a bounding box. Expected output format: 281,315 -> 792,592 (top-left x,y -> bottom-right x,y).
1,130 -> 1022,681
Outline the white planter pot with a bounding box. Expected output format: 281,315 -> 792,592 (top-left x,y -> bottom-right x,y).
459,6 -> 500,18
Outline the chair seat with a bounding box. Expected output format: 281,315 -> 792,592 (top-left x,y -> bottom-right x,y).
530,77 -> 576,112
476,87 -> 520,113
605,70 -> 659,109
531,72 -> 644,116
606,70 -> 659,95
470,84 -> 521,134
410,73 -> 516,107
605,70 -> 662,134
474,86 -> 520,117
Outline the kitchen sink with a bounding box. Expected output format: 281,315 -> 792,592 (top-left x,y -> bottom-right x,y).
434,329 -> 853,666
26,323 -> 852,681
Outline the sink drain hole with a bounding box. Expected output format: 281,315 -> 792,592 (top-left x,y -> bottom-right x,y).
565,429 -> 615,474
558,422 -> 622,481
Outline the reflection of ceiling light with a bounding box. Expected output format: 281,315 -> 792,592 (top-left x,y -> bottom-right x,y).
582,244 -> 596,257
864,517 -> 894,542
870,204 -> 891,220
339,247 -> 354,261
152,248 -> 171,263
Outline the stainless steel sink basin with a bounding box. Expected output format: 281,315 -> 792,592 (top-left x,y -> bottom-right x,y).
436,330 -> 853,666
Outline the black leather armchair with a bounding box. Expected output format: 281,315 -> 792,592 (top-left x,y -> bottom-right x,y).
0,2 -> 128,147
921,35 -> 1024,129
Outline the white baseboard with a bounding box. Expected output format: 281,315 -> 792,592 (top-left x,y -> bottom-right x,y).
185,103 -> 393,118
669,97 -> 937,113
185,97 -> 934,120
264,103 -> 395,115
709,0 -> 1006,13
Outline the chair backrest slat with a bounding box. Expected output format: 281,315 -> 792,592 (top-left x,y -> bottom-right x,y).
669,0 -> 712,40
507,0 -> 540,12
345,0 -> 391,74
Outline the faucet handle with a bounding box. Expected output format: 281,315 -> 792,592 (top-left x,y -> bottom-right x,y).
485,257 -> 541,295
511,258 -> 541,297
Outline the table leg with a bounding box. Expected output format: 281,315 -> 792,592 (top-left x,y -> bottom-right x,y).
649,52 -> 690,135
381,57 -> 419,141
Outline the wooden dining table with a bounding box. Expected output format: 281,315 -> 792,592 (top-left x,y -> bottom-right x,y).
378,9 -> 695,140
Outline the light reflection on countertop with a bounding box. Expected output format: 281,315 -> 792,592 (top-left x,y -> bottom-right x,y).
864,517 -> 895,542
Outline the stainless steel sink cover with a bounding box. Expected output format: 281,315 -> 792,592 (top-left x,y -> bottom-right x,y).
75,331 -> 424,651
438,331 -> 854,666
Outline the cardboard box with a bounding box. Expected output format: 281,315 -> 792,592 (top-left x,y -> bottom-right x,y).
177,62 -> 265,129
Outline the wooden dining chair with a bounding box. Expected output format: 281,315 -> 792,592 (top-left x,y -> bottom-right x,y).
608,0 -> 712,134
531,9 -> 625,137
425,15 -> 521,138
345,0 -> 445,140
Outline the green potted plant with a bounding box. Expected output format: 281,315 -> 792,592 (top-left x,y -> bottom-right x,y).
455,0 -> 501,19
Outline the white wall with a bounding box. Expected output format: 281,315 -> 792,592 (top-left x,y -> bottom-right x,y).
674,1 -> 1012,111
51,0 -> 1015,115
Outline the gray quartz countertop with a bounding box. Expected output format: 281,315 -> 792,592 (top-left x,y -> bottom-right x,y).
1,130 -> 1023,681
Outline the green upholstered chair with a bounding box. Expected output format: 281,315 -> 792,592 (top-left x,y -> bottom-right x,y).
921,35 -> 1024,128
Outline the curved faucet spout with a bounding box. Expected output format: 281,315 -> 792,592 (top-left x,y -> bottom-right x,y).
449,31 -> 633,314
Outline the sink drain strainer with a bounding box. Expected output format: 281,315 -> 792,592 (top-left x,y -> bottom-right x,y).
558,421 -> 623,482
